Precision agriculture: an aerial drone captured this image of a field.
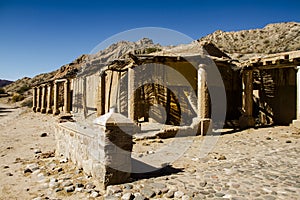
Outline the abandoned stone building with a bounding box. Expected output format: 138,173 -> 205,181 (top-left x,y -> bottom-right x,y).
31,45 -> 300,187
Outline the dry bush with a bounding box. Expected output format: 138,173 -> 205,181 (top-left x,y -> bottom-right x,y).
11,94 -> 24,102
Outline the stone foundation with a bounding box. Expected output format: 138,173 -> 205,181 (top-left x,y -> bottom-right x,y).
55,113 -> 134,188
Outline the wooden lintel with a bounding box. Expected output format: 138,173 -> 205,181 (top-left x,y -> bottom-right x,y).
255,64 -> 298,70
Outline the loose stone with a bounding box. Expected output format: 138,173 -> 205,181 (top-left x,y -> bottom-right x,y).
54,188 -> 63,192
163,190 -> 174,198
107,185 -> 122,194
141,188 -> 155,198
174,191 -> 184,198
40,132 -> 48,137
64,185 -> 75,193
121,192 -> 134,200
85,182 -> 96,189
34,149 -> 42,154
90,191 -> 100,198
61,180 -> 73,187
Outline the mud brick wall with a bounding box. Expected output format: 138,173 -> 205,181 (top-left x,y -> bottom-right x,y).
55,113 -> 134,188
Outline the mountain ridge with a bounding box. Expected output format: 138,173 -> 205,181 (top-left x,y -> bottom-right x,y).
3,22 -> 300,97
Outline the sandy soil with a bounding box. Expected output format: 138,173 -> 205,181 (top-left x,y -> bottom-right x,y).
0,101 -> 57,200
0,98 -> 299,199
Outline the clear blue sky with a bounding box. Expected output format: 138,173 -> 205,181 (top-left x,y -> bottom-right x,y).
0,0 -> 299,81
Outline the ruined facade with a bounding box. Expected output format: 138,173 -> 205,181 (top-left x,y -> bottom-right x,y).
32,49 -> 300,187
239,51 -> 300,128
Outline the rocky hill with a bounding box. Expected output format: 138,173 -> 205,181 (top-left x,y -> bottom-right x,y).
3,38 -> 161,94
199,22 -> 300,60
3,22 -> 300,98
78,38 -> 162,76
0,79 -> 13,88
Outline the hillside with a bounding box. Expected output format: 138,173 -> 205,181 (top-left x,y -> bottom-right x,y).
199,22 -> 300,60
3,22 -> 300,100
0,79 -> 13,88
3,38 -> 161,95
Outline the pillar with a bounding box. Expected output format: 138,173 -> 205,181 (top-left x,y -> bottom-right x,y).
165,87 -> 170,124
53,81 -> 60,115
97,72 -> 106,117
197,64 -> 208,119
239,69 -> 255,128
41,85 -> 47,113
64,79 -> 71,114
46,84 -> 53,114
36,86 -> 42,112
128,67 -> 135,121
197,64 -> 211,136
292,66 -> 300,128
32,87 -> 37,112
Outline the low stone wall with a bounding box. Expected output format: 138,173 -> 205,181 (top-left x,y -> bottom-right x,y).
55,112 -> 134,188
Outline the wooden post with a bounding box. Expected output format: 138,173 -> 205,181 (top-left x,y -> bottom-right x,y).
293,66 -> 300,128
97,72 -> 106,117
64,79 -> 71,114
239,69 -> 255,128
32,87 -> 37,112
166,88 -> 171,124
296,66 -> 300,120
46,83 -> 53,114
128,67 -> 135,120
36,86 -> 42,112
41,84 -> 47,113
53,81 -> 60,115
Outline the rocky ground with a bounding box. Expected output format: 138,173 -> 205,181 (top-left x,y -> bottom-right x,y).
0,100 -> 299,200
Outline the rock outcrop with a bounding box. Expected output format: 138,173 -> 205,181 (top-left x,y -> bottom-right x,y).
199,22 -> 300,60
4,22 -> 300,96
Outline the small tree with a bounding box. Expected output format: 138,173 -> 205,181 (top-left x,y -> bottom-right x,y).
0,88 -> 5,94
16,85 -> 30,94
11,94 -> 24,102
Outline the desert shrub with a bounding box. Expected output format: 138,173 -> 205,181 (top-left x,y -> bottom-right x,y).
145,47 -> 162,54
11,94 -> 24,102
0,88 -> 5,94
21,98 -> 33,107
17,85 -> 30,94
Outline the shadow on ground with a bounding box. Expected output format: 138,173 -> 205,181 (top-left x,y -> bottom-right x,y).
0,107 -> 19,117
131,159 -> 183,181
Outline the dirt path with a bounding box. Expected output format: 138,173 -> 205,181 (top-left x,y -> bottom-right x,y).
0,104 -> 57,200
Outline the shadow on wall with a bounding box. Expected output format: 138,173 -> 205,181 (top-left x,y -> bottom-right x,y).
133,83 -> 188,126
253,68 -> 296,126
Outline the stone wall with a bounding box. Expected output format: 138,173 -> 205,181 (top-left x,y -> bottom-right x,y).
55,112 -> 134,188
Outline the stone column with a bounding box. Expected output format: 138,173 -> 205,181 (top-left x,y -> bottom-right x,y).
97,72 -> 106,117
32,87 -> 37,112
36,86 -> 42,112
41,84 -> 47,113
53,81 -> 60,115
64,79 -> 71,114
293,66 -> 300,128
197,64 -> 211,136
239,69 -> 255,128
128,67 -> 135,121
197,64 -> 208,119
46,84 -> 53,114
